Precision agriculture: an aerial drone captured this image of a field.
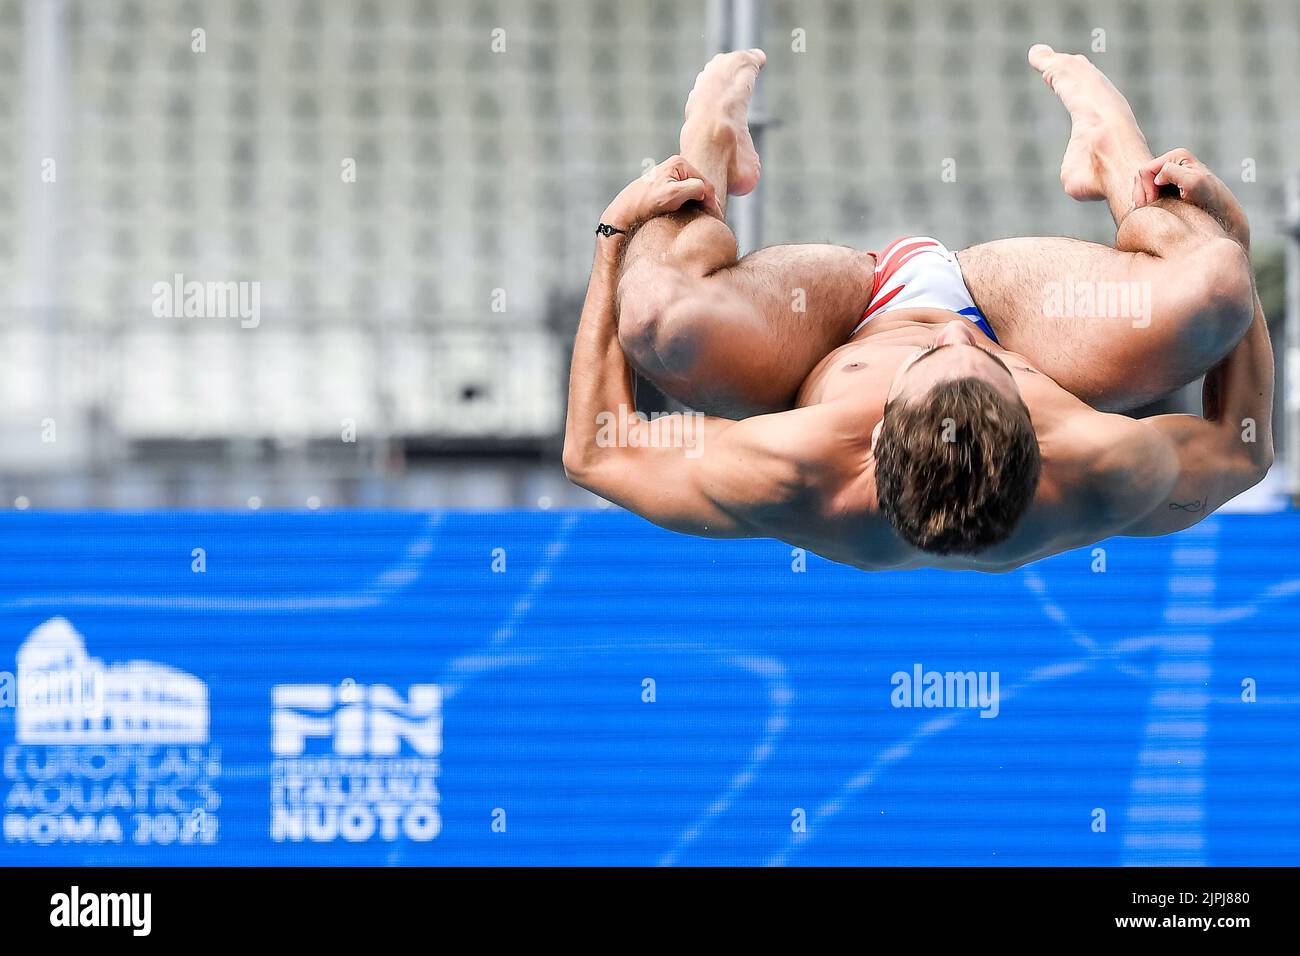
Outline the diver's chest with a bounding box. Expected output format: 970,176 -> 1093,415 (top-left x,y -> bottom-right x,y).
796,343 -> 909,407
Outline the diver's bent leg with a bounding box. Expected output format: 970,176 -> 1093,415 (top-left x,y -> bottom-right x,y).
618,229 -> 874,417
957,228 -> 1253,411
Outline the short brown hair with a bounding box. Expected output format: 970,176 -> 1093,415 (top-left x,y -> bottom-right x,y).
874,378 -> 1040,556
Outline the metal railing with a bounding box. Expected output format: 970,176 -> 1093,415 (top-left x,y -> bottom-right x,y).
1286,172 -> 1300,502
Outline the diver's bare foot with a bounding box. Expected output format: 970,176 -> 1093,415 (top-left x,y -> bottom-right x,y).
1028,43 -> 1151,205
681,49 -> 765,196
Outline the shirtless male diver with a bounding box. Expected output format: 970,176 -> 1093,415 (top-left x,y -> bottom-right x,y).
562,46 -> 1274,572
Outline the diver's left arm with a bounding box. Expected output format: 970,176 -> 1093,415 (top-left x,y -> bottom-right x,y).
1115,292 -> 1274,537
563,162 -> 825,538
561,228 -> 822,537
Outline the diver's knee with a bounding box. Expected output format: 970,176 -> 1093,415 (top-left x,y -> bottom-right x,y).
617,268 -> 708,380
1195,237 -> 1254,350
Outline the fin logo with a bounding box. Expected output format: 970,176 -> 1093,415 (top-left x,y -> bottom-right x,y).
270,682 -> 443,843
271,683 -> 442,756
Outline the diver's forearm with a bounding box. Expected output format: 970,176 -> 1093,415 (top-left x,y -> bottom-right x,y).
1202,293 -> 1273,470
562,237 -> 637,478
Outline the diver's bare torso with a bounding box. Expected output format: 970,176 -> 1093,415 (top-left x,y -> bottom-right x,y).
777,308 -> 1138,572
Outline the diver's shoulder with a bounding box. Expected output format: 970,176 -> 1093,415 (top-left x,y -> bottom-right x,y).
1045,409 -> 1178,526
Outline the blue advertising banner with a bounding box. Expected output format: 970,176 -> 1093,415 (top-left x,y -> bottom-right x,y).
0,511 -> 1296,866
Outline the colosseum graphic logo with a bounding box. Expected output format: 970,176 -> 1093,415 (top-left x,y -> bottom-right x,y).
2,618 -> 221,847
270,681 -> 442,844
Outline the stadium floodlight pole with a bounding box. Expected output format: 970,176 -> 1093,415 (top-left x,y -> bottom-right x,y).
729,0 -> 767,257
705,0 -> 728,56
23,0 -> 72,471
1285,171 -> 1300,503
704,0 -> 768,257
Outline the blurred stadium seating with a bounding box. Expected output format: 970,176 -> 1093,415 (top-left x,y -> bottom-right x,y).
0,0 -> 1295,506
